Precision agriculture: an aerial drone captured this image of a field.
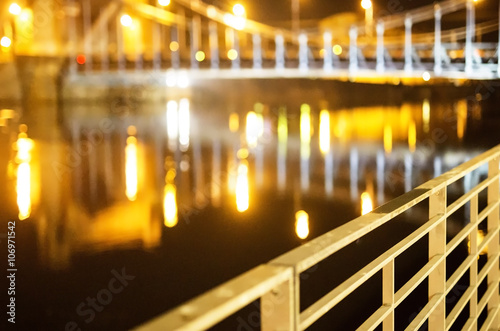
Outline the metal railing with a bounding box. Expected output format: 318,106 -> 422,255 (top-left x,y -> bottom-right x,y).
134,145 -> 500,330
61,0 -> 500,79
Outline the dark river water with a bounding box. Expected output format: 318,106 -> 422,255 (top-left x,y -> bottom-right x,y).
1,79 -> 500,330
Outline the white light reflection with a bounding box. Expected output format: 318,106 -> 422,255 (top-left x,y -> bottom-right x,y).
361,192 -> 373,215
300,104 -> 311,192
319,109 -> 330,155
166,100 -> 178,151
125,126 -> 138,201
295,210 -> 310,240
236,160 -> 249,212
277,107 -> 288,191
422,99 -> 430,133
179,98 -> 190,151
246,111 -> 259,149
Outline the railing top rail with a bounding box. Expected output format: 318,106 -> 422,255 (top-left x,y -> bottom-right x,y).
271,145 -> 500,273
133,264 -> 292,331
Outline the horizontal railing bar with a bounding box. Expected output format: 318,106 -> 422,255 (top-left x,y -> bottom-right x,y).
477,200 -> 500,224
447,174 -> 500,216
445,286 -> 474,330
405,293 -> 444,331
356,305 -> 392,331
463,317 -> 477,331
445,229 -> 497,295
394,254 -> 444,307
272,146 -> 500,274
132,265 -> 292,331
479,306 -> 500,331
477,282 -> 498,318
477,254 -> 499,286
446,255 -> 475,297
299,214 -> 444,329
446,222 -> 476,257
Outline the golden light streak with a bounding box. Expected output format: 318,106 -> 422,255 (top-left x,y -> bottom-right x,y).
457,100 -> 467,140
408,120 -> 416,153
236,161 -> 249,212
229,112 -> 239,132
300,104 -> 311,143
361,192 -> 373,215
125,126 -> 138,201
383,124 -> 392,154
295,210 -> 310,240
468,230 -> 487,257
163,169 -> 177,227
246,111 -> 259,148
14,128 -> 34,220
319,110 -> 331,155
422,99 -> 430,133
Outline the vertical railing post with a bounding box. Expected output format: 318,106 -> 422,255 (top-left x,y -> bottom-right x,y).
469,194 -> 478,330
382,260 -> 395,330
171,26 -> 180,69
376,20 -> 385,73
191,16 -> 201,69
100,8 -> 109,72
497,0 -> 500,77
349,25 -> 358,73
152,3 -> 161,71
465,0 -> 474,75
178,8 -> 186,66
83,0 -> 92,72
68,0 -> 77,74
299,33 -> 308,70
404,14 -> 413,74
487,156 -> 500,328
428,187 -> 446,331
434,4 -> 442,76
261,271 -> 297,331
275,34 -> 285,70
232,30 -> 240,69
323,31 -> 333,71
116,15 -> 125,72
209,21 -> 219,69
253,34 -> 262,69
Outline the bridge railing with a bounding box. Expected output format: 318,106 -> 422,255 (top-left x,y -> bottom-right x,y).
134,145 -> 500,330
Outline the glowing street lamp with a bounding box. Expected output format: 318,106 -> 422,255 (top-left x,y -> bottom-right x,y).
9,3 -> 22,16
1,37 -> 12,48
361,0 -> 373,37
158,0 -> 170,6
233,4 -> 245,17
120,14 -> 133,27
